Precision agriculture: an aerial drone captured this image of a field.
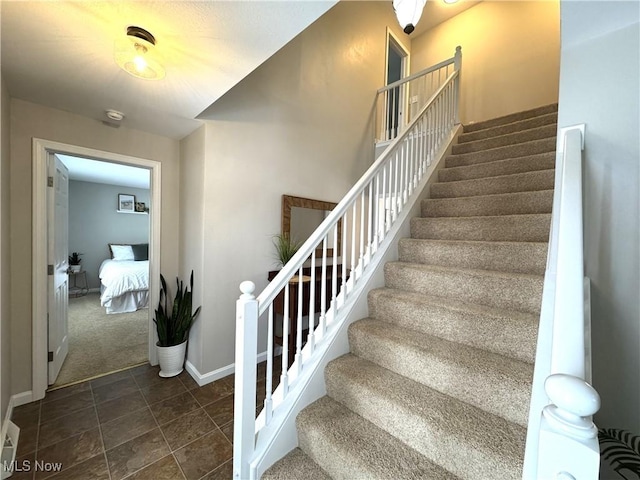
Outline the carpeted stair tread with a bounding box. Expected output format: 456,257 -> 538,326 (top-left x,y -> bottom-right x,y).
410,213 -> 551,242
384,262 -> 543,314
296,396 -> 459,480
262,448 -> 332,480
458,112 -> 558,144
452,123 -> 557,155
430,169 -> 555,199
445,137 -> 556,168
462,103 -> 558,133
398,238 -> 547,275
438,152 -> 556,183
368,288 -> 538,363
265,105 -> 555,479
348,318 -> 533,426
422,189 -> 553,217
324,355 -> 526,480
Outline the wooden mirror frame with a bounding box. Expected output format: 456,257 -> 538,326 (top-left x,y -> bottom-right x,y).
281,194 -> 342,257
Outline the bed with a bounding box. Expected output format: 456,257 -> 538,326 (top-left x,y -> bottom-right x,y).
99,243 -> 149,314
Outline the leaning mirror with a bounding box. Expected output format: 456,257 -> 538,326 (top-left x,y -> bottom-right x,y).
281,195 -> 341,257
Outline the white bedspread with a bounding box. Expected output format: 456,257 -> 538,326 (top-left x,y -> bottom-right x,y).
99,259 -> 149,312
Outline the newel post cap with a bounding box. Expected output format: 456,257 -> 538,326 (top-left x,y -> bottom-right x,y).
239,281 -> 255,299
543,374 -> 601,439
545,374 -> 601,416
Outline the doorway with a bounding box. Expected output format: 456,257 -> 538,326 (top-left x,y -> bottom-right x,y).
32,139 -> 162,400
54,154 -> 151,387
385,28 -> 410,139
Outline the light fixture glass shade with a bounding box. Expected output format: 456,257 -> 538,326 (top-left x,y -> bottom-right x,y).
393,0 -> 427,34
114,33 -> 165,80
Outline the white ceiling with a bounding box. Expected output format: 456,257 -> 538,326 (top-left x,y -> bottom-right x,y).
1,0 -> 337,140
57,154 -> 150,189
2,0 -> 479,187
412,0 -> 480,37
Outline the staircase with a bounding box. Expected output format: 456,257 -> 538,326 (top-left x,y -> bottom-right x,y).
262,104 -> 558,479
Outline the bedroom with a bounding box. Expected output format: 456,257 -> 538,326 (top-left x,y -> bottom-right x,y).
54,154 -> 152,388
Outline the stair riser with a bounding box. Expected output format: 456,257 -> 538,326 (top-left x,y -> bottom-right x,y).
431,169 -> 555,199
325,357 -> 526,480
384,263 -> 543,314
368,289 -> 537,363
463,103 -> 558,133
438,152 -> 556,183
348,321 -> 533,426
296,397 -> 455,480
458,113 -> 558,144
422,190 -> 553,217
411,214 -> 551,242
453,124 -> 557,155
446,137 -> 556,168
296,418 -> 380,480
262,448 -> 331,480
398,238 -> 547,275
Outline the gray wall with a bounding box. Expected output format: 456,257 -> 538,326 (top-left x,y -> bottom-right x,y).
558,1 -> 639,435
10,99 -> 180,395
1,74 -> 12,419
68,180 -> 150,289
180,1 -> 411,376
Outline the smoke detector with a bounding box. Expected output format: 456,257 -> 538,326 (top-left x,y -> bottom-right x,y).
105,110 -> 125,122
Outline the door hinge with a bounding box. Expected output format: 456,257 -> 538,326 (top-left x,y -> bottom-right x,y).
48,264 -> 54,275
48,351 -> 53,362
47,176 -> 54,187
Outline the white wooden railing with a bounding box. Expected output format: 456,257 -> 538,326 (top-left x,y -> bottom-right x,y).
376,46 -> 461,143
523,125 -> 601,479
233,48 -> 461,480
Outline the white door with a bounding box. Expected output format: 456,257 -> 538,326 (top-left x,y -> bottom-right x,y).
48,154 -> 69,384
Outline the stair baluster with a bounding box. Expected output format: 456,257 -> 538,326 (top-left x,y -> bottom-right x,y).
234,48 -> 462,480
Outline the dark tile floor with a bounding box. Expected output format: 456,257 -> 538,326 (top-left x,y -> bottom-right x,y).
10,364 -> 245,480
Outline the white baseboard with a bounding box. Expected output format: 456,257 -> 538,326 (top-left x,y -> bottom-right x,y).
185,350 -> 271,387
11,391 -> 33,408
0,390 -> 32,446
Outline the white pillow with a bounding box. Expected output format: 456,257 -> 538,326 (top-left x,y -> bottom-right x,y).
111,244 -> 134,261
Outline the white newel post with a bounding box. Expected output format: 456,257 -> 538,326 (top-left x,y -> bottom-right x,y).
234,281 -> 258,480
538,374 -> 601,479
453,45 -> 462,125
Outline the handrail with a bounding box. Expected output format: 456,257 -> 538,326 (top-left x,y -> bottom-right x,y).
259,69 -> 459,313
375,47 -> 461,143
523,125 -> 601,479
378,55 -> 457,93
233,48 -> 462,480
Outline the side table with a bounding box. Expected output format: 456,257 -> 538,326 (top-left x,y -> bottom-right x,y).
69,270 -> 89,298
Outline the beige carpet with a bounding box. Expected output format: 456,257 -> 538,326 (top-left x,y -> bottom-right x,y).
264,104 -> 558,479
52,292 -> 149,388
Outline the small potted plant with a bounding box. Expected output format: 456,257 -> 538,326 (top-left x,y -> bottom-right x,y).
154,271 -> 201,377
68,252 -> 83,272
272,233 -> 301,268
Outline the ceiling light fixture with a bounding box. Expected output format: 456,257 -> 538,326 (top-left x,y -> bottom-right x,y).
393,0 -> 427,35
114,26 -> 165,80
443,0 -> 459,4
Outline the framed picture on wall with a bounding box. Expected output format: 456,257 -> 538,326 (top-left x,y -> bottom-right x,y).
135,202 -> 147,213
117,194 -> 135,212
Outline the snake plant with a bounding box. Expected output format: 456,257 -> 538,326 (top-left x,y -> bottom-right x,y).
154,271 -> 201,347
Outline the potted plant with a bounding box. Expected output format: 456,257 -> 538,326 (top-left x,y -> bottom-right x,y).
153,271 -> 201,377
68,252 -> 83,272
272,233 -> 301,268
